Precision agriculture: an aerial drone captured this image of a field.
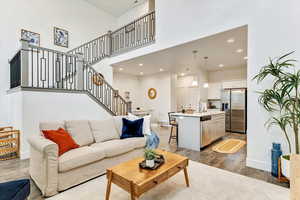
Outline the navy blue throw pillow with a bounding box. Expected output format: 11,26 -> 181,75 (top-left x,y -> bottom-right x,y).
120,118 -> 144,139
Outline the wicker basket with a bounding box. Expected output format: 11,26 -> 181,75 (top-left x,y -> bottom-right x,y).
0,127 -> 20,161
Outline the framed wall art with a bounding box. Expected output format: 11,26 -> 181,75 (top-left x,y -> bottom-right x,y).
54,27 -> 69,48
21,29 -> 40,46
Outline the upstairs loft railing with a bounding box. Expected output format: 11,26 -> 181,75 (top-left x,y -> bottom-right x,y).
9,40 -> 131,116
110,11 -> 155,55
68,11 -> 155,65
68,34 -> 110,66
8,11 -> 155,115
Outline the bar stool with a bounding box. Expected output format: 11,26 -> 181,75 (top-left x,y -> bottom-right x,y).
168,112 -> 178,144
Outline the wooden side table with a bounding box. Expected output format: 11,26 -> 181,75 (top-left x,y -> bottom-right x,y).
0,127 -> 20,160
105,150 -> 189,200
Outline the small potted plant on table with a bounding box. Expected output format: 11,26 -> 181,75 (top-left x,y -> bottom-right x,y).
253,52 -> 300,180
144,149 -> 157,168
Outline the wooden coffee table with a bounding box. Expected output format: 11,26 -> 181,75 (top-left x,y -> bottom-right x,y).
105,149 -> 189,200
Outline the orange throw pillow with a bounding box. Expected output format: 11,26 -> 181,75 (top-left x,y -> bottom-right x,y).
42,128 -> 80,156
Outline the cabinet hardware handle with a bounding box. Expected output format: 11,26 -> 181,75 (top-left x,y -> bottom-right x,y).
153,180 -> 158,184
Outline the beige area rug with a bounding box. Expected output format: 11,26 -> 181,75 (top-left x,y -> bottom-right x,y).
212,139 -> 246,154
47,161 -> 289,200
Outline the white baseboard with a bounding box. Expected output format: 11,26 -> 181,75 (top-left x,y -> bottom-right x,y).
246,157 -> 271,172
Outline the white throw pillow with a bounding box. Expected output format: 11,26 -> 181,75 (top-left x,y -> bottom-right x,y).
128,113 -> 151,136
89,119 -> 120,143
112,115 -> 129,136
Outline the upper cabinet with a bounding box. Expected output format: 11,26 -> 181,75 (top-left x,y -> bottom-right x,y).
208,81 -> 247,100
208,83 -> 222,100
222,80 -> 247,89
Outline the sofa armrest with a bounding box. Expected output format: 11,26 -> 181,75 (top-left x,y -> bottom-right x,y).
28,135 -> 58,154
28,135 -> 59,197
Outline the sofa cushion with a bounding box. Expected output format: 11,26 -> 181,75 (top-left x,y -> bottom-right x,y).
112,115 -> 128,136
90,137 -> 146,158
65,120 -> 94,146
89,119 -> 119,143
39,121 -> 65,135
125,137 -> 147,149
58,146 -> 105,172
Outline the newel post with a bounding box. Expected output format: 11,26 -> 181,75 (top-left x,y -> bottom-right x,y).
107,30 -> 112,56
76,52 -> 84,91
20,39 -> 29,87
127,101 -> 132,114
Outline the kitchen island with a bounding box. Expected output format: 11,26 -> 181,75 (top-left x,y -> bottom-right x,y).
171,110 -> 226,151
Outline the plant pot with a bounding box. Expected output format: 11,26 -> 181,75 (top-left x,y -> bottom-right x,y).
146,159 -> 155,168
290,154 -> 300,200
281,155 -> 290,179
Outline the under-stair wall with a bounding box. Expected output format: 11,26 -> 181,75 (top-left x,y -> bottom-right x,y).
7,90 -> 113,159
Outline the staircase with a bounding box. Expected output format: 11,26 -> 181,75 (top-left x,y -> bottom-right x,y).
9,11 -> 155,116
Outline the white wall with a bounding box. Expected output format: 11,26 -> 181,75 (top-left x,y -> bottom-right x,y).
0,0 -> 117,126
107,0 -> 300,172
139,72 -> 172,123
117,0 -> 149,27
208,67 -> 247,83
247,0 -> 300,170
113,72 -> 140,109
113,72 -> 172,123
9,90 -> 112,159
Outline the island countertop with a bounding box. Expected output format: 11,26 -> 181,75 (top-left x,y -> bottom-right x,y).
171,110 -> 225,118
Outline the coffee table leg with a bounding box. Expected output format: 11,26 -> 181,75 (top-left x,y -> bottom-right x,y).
130,181 -> 136,200
183,167 -> 190,187
105,170 -> 113,200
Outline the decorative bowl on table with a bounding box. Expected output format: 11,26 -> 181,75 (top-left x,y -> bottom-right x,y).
139,154 -> 165,170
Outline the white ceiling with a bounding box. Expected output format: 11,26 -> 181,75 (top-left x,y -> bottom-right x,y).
84,0 -> 146,17
112,26 -> 248,76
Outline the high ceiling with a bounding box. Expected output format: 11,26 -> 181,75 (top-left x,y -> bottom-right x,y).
112,26 -> 248,76
84,0 -> 146,17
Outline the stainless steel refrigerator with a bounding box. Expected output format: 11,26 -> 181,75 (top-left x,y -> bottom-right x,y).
221,88 -> 247,134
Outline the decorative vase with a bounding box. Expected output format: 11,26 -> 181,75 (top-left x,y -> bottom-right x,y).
271,143 -> 282,177
290,154 -> 300,200
146,159 -> 155,168
281,155 -> 290,179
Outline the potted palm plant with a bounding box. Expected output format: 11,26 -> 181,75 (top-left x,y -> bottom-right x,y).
253,52 -> 300,179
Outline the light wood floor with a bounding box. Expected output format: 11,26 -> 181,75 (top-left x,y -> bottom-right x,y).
0,126 -> 289,199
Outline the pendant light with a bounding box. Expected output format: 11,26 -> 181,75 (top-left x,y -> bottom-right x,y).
203,56 -> 209,88
191,50 -> 199,87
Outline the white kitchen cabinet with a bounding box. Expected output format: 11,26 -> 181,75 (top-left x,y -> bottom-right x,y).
222,80 -> 247,89
208,83 -> 222,99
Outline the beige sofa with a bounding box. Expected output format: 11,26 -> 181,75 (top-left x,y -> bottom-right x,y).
28,117 -> 146,197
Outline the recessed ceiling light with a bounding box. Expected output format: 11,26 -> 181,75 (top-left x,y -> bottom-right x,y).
219,64 -> 224,68
180,73 -> 185,76
140,72 -> 144,75
227,38 -> 235,43
160,68 -> 164,72
236,49 -> 244,53
139,63 -> 143,66
119,68 -> 123,71
244,56 -> 248,60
